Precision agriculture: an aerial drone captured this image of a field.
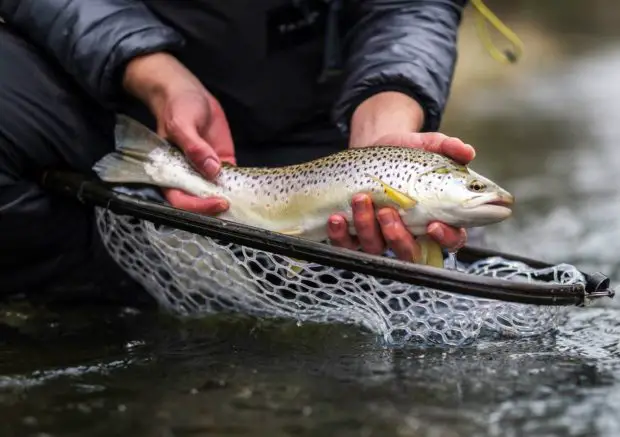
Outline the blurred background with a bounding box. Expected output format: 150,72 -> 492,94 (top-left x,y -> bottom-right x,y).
443,0 -> 620,285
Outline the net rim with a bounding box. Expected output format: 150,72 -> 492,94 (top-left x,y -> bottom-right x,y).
40,170 -> 615,307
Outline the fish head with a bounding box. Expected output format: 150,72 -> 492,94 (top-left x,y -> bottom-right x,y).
413,165 -> 514,228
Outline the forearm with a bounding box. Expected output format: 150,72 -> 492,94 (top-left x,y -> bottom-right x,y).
333,0 -> 467,136
0,0 -> 184,107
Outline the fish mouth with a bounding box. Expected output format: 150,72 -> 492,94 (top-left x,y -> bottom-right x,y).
484,197 -> 514,208
460,192 -> 515,223
463,192 -> 515,209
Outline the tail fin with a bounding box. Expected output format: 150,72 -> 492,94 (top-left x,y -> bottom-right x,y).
93,115 -> 169,184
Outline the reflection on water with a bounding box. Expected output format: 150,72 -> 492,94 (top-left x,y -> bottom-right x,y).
5,2 -> 620,436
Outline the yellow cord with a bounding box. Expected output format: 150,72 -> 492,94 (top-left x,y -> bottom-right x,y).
470,0 -> 525,64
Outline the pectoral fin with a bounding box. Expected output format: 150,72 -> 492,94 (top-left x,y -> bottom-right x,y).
274,228 -> 308,277
365,174 -> 417,209
286,258 -> 307,278
417,235 -> 445,268
277,228 -> 309,277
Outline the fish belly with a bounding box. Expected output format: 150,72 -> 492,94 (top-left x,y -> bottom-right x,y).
218,180 -> 358,242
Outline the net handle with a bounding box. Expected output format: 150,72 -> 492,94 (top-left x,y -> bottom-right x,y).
40,170 -> 615,307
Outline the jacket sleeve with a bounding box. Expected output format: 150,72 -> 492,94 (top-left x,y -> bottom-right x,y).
332,0 -> 467,134
0,0 -> 185,107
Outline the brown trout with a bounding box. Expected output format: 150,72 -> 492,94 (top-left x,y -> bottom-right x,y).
93,115 -> 514,268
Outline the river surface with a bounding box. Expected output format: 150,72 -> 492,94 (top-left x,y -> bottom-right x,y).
4,3 -> 620,437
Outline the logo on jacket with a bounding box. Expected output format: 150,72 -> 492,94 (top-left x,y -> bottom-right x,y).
267,0 -> 329,52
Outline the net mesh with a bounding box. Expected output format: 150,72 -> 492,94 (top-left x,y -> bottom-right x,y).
95,207 -> 585,346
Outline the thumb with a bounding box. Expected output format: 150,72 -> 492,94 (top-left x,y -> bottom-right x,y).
165,120 -> 221,180
375,132 -> 476,165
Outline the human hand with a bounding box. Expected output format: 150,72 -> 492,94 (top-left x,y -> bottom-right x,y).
123,53 -> 234,214
327,132 -> 475,262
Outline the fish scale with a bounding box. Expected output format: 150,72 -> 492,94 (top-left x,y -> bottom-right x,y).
218,148 -> 447,205
93,115 -> 514,267
214,148 -> 446,233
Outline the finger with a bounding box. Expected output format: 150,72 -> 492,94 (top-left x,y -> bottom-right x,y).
374,132 -> 447,151
327,214 -> 358,250
429,136 -> 476,165
203,92 -> 237,166
427,222 -> 468,251
165,118 -> 221,180
377,208 -> 421,262
164,189 -> 229,215
351,194 -> 385,255
374,132 -> 476,165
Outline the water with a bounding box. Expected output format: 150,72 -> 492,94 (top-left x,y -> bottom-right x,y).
2,306 -> 620,437
5,2 -> 620,436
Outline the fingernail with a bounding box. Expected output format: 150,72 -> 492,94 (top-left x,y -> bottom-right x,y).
428,223 -> 444,241
203,158 -> 220,179
465,144 -> 476,159
457,230 -> 468,249
353,195 -> 368,211
378,210 -> 394,226
329,217 -> 342,230
217,200 -> 229,211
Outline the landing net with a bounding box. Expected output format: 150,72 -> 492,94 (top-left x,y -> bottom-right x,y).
94,207 -> 585,346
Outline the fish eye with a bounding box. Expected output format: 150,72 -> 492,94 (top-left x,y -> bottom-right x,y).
468,179 -> 487,192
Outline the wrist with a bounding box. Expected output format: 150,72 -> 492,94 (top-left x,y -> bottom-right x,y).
348,91 -> 425,147
122,52 -> 202,116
